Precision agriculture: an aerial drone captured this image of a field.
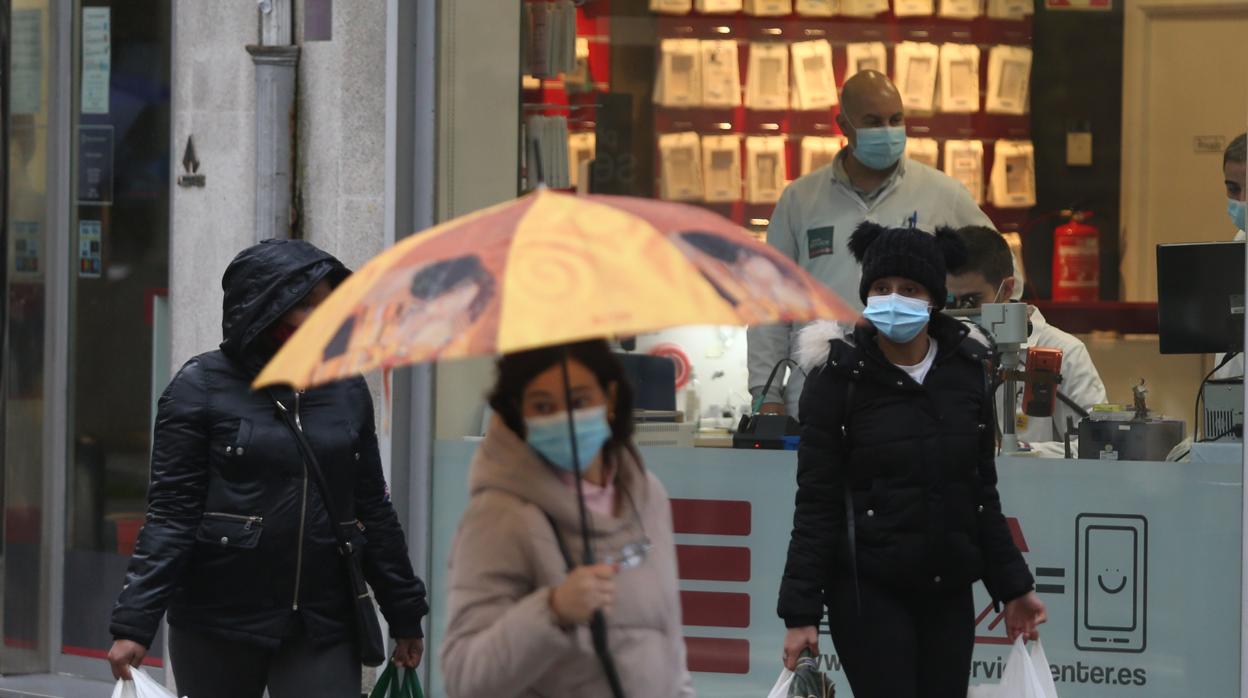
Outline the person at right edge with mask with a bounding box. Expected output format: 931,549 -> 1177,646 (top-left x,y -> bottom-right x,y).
747,70 -> 1000,419
1213,132 -> 1246,381
777,222 -> 1046,698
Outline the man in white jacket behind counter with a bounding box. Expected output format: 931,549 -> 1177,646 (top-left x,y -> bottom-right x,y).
946,226 -> 1107,458
747,70 -> 997,417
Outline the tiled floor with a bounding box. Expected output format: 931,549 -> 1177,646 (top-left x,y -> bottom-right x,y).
0,674 -> 112,698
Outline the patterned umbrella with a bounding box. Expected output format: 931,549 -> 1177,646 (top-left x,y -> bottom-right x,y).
255,189 -> 857,390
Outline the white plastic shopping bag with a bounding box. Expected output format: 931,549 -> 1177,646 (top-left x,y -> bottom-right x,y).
767,667 -> 795,698
110,668 -> 184,698
968,637 -> 1058,698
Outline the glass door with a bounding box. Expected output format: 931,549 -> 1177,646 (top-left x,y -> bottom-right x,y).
60,0 -> 170,678
1,0 -> 53,675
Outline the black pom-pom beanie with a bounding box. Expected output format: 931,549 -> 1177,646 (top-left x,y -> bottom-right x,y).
847,222 -> 968,310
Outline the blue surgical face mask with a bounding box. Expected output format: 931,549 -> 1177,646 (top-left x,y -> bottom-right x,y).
525,406 -> 612,473
863,293 -> 931,344
1229,198 -> 1246,232
850,124 -> 907,171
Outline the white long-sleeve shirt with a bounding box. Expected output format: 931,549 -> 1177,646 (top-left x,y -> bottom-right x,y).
746,151 -> 994,415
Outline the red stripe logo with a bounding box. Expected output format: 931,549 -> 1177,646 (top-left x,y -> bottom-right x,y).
672,499 -> 753,674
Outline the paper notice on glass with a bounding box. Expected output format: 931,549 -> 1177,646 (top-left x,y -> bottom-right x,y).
986,45 -> 1032,115
905,137 -> 939,169
703,134 -> 743,203
791,40 -> 838,111
81,7 -> 110,115
938,44 -> 981,113
745,0 -> 793,15
11,221 -> 41,277
12,10 -> 43,115
701,40 -> 742,108
746,43 -> 790,111
987,0 -> 1033,18
841,0 -> 890,16
943,139 -> 984,204
697,0 -> 744,12
746,135 -> 788,204
939,0 -> 983,17
894,0 -> 935,16
845,42 -> 888,81
990,139 -> 1037,208
800,136 -> 846,175
660,132 -> 705,201
77,126 -> 114,205
894,42 -> 939,112
796,0 -> 839,15
78,220 -> 103,278
650,0 -> 694,14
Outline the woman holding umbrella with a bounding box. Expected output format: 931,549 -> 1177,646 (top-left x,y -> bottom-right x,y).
439,340 -> 695,698
778,222 -> 1047,697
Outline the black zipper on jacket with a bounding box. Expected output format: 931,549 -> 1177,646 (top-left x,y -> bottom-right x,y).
291,390 -> 309,611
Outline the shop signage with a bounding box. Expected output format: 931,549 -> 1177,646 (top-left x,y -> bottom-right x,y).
427,444 -> 1241,697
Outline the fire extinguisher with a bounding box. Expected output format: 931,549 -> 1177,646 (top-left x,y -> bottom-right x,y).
1052,210 -> 1100,302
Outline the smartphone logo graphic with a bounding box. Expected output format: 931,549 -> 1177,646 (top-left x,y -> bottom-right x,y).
1075,514 -> 1148,653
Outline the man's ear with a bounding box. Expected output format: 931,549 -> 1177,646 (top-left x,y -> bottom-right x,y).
1001,276 -> 1018,302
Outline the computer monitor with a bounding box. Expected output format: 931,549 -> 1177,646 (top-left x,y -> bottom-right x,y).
614,353 -> 676,412
1157,241 -> 1245,355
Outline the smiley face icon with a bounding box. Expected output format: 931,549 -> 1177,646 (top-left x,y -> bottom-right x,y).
1097,567 -> 1128,595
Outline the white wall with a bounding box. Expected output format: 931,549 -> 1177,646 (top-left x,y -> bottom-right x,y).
169,2 -> 259,370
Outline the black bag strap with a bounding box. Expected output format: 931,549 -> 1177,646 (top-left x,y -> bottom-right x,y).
837,375 -> 861,615
268,391 -> 354,554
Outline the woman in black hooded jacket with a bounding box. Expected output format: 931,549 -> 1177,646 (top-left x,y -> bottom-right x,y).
777,223 -> 1046,698
107,240 -> 428,697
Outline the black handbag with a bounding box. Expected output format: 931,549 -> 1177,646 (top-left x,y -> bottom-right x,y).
270,392 -> 388,667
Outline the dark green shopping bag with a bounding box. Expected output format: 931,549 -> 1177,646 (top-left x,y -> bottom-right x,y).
367,662 -> 424,698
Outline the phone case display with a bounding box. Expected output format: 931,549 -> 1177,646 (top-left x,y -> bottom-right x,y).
650,0 -> 693,14
745,136 -> 787,204
905,137 -> 939,169
990,140 -> 1036,208
986,45 -> 1032,115
845,42 -> 889,80
987,0 -> 1032,19
745,0 -> 794,15
697,0 -> 744,12
841,0 -> 890,17
938,44 -> 981,113
795,0 -> 839,16
801,136 -> 846,176
655,39 -> 703,108
943,139 -> 985,205
703,135 -> 743,203
894,42 -> 940,113
939,0 -> 983,18
526,115 -> 571,189
701,40 -> 742,108
790,40 -> 838,111
660,132 -> 705,201
894,0 -> 935,16
568,132 -> 596,190
746,43 -> 790,111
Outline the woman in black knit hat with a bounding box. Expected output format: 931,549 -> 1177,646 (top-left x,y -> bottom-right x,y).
775,221 -> 1046,697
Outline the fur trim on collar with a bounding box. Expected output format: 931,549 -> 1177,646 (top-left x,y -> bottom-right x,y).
795,320 -> 855,374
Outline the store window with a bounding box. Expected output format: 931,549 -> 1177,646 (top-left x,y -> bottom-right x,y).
3,0 -> 54,674
61,0 -> 171,669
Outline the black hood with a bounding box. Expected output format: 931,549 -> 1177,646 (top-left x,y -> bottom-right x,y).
219,239 -> 350,371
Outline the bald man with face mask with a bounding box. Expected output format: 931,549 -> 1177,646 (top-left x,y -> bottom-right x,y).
748,71 -> 997,417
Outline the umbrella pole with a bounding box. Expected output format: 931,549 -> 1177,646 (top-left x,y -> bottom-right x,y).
559,352 -> 627,698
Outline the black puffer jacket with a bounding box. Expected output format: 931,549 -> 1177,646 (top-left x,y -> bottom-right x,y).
777,313 -> 1033,628
110,239 -> 428,650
